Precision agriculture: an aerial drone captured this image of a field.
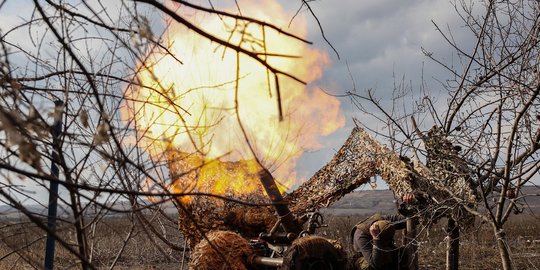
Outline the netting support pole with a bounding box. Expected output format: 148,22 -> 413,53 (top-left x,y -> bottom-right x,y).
403,217 -> 419,270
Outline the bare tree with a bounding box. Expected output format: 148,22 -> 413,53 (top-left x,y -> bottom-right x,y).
349,1 -> 540,269
0,0 -> 323,268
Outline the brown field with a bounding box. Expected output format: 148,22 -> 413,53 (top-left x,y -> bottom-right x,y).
1,213 -> 539,269
0,216 -> 186,269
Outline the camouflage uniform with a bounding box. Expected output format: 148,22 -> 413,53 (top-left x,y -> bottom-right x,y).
351,214 -> 411,270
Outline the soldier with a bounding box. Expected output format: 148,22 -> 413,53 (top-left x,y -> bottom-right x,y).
351,193 -> 415,270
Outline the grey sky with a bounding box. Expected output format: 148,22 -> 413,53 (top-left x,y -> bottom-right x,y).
0,0 -> 482,204
282,0 -> 476,182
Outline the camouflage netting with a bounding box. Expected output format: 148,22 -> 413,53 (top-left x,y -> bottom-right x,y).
286,125 -> 477,226
286,126 -> 415,215
423,127 -> 477,203
167,150 -> 275,245
171,124 -> 478,246
177,201 -> 276,246
411,126 -> 478,226
189,230 -> 254,270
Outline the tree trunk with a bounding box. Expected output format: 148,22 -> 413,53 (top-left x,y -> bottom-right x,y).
495,228 -> 513,270
445,219 -> 459,270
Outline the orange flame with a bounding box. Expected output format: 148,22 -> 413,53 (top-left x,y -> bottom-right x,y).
124,0 -> 345,201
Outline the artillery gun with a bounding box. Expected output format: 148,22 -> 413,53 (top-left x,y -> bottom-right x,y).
177,124 -> 477,269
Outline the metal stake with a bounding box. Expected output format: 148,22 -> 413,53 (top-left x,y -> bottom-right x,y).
44,100 -> 64,270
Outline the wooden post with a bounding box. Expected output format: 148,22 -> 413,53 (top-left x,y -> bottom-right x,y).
403,218 -> 419,270
446,219 -> 459,270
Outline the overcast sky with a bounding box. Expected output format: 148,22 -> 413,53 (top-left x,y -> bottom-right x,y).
279,0 -> 476,184
0,0 -> 480,204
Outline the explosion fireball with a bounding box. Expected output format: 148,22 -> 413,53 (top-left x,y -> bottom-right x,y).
125,0 -> 344,201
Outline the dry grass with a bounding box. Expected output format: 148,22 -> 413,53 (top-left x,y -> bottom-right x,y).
1,213 -> 538,269
0,216 -> 187,269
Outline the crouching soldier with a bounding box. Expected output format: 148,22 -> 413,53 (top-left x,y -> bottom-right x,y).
351,193 -> 417,270
352,214 -> 411,270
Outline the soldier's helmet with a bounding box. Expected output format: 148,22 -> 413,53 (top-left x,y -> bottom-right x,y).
372,220 -> 396,240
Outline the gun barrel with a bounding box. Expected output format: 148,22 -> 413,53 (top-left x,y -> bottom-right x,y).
258,169 -> 302,234
251,256 -> 283,267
